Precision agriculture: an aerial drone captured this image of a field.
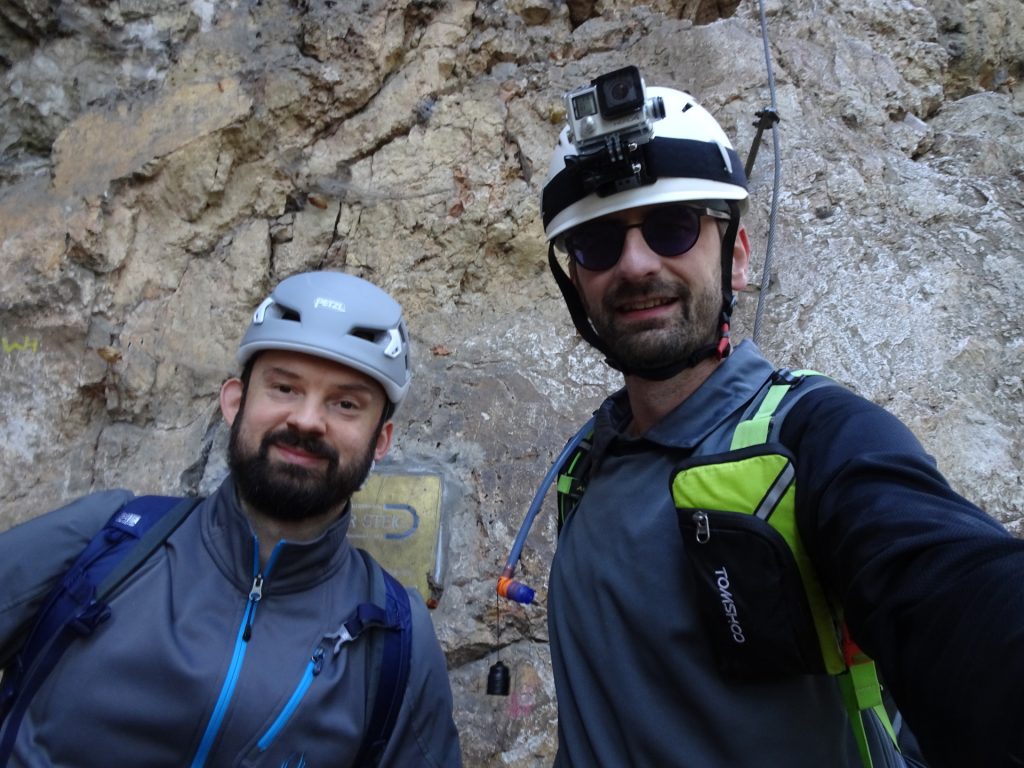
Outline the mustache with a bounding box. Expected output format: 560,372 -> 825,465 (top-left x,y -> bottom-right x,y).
260,428 -> 339,463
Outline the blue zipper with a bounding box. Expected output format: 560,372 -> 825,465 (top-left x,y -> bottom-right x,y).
256,646 -> 326,751
190,538 -> 281,767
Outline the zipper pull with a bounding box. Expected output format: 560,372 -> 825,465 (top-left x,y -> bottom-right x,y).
249,573 -> 264,602
243,574 -> 265,642
693,510 -> 710,544
312,647 -> 325,676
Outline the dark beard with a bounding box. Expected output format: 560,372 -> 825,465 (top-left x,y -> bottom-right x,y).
228,414 -> 378,524
590,278 -> 722,372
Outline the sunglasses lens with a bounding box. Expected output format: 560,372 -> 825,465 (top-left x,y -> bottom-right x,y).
641,205 -> 702,257
564,205 -> 707,271
565,221 -> 624,271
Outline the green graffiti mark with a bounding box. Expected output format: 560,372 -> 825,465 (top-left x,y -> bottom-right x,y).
1,336 -> 40,353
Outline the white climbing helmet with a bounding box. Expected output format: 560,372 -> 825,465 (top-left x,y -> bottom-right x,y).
541,84 -> 749,242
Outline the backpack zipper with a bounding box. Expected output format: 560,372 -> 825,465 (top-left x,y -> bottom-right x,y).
693,510 -> 711,543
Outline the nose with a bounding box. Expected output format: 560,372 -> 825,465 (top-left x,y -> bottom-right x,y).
286,398 -> 327,435
614,225 -> 662,278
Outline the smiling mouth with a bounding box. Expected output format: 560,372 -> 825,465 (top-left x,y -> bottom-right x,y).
272,442 -> 327,467
619,297 -> 677,313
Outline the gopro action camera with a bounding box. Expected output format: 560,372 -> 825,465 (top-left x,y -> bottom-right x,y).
564,66 -> 666,156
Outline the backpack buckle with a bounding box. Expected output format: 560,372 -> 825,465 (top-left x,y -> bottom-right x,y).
771,368 -> 805,387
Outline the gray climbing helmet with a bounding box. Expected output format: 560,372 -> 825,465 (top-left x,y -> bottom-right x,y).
238,271 -> 412,412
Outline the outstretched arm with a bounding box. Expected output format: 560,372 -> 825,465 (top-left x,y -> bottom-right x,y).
786,389 -> 1024,768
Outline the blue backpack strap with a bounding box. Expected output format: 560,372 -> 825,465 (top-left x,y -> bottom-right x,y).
0,495 -> 201,763
96,497 -> 201,598
347,549 -> 412,768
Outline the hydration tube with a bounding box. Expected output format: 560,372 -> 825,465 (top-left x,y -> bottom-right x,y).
496,417 -> 595,604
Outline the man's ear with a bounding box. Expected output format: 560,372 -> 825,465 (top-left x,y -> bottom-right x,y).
731,225 -> 751,292
373,421 -> 394,461
220,378 -> 244,427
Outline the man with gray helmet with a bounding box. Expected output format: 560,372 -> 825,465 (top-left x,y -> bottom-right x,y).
540,67 -> 1024,767
0,272 -> 461,766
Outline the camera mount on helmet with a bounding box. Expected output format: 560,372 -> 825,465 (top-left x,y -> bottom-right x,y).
563,66 -> 666,198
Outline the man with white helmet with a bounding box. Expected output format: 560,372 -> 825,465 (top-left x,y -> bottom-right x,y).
540,67 -> 1024,767
0,272 -> 462,766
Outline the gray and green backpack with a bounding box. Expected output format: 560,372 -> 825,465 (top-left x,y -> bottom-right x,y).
556,369 -> 924,768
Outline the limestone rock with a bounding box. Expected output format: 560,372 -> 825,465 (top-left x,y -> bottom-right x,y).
1,0 -> 1021,763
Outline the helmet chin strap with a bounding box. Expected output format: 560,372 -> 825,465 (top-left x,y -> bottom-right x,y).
713,198 -> 742,361
548,200 -> 741,382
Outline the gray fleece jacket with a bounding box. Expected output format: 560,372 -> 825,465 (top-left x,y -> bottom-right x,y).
0,477 -> 462,767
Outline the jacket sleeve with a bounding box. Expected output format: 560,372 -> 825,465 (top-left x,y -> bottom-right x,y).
784,388 -> 1024,768
377,589 -> 462,767
0,490 -> 134,667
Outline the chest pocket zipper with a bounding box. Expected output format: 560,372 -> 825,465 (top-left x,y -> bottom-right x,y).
256,646 -> 326,752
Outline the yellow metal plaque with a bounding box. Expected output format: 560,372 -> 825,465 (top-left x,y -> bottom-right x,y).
348,472 -> 445,607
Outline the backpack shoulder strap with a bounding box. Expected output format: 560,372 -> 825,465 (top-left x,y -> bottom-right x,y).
555,371 -> 833,530
554,418 -> 597,533
98,496 -> 202,598
349,549 -> 412,768
731,368 -> 831,450
0,495 -> 201,762
731,372 -> 905,768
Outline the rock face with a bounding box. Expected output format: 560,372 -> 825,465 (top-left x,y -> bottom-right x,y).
1,0 -> 1021,764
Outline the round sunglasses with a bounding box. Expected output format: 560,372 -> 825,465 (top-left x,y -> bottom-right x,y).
559,205 -> 730,272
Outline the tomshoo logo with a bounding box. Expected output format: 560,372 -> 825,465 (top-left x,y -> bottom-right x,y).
714,567 -> 746,644
314,297 -> 346,313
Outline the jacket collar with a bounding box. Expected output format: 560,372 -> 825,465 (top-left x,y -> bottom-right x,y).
596,340 -> 775,452
201,476 -> 355,594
